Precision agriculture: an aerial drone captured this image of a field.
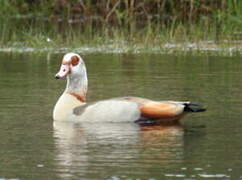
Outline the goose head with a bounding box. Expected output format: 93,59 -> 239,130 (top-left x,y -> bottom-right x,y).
55,53 -> 88,99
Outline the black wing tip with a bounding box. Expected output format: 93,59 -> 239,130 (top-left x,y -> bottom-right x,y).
194,108 -> 206,112
184,102 -> 206,113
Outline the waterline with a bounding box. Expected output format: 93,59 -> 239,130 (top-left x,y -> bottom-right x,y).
2,41 -> 242,56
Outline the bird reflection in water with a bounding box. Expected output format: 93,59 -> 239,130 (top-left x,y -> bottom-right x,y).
53,122 -> 184,179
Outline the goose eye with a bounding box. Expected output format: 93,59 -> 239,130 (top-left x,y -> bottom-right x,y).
71,56 -> 79,66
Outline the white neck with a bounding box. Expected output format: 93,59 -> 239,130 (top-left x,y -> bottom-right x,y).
65,72 -> 88,99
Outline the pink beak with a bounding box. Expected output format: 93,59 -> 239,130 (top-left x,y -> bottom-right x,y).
55,64 -> 70,79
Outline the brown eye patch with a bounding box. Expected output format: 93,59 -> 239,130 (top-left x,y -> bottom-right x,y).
71,56 -> 79,66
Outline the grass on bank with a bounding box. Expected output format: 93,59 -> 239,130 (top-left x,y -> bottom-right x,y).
0,0 -> 242,54
0,17 -> 242,53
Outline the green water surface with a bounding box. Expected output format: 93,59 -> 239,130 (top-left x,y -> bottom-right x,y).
0,53 -> 242,180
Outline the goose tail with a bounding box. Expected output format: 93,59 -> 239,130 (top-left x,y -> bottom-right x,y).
184,102 -> 206,113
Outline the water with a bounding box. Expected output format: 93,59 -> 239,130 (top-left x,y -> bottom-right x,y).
1,52 -> 242,180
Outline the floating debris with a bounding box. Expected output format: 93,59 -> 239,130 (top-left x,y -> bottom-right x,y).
164,174 -> 186,177
198,173 -> 230,178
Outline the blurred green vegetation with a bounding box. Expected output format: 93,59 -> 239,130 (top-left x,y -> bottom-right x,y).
1,0 -> 242,50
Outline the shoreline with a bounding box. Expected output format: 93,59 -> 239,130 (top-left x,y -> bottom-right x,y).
1,40 -> 242,56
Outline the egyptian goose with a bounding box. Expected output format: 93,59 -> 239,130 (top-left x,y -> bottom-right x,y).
53,53 -> 206,125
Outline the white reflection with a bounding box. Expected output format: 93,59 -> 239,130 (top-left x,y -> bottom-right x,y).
53,121 -> 184,179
